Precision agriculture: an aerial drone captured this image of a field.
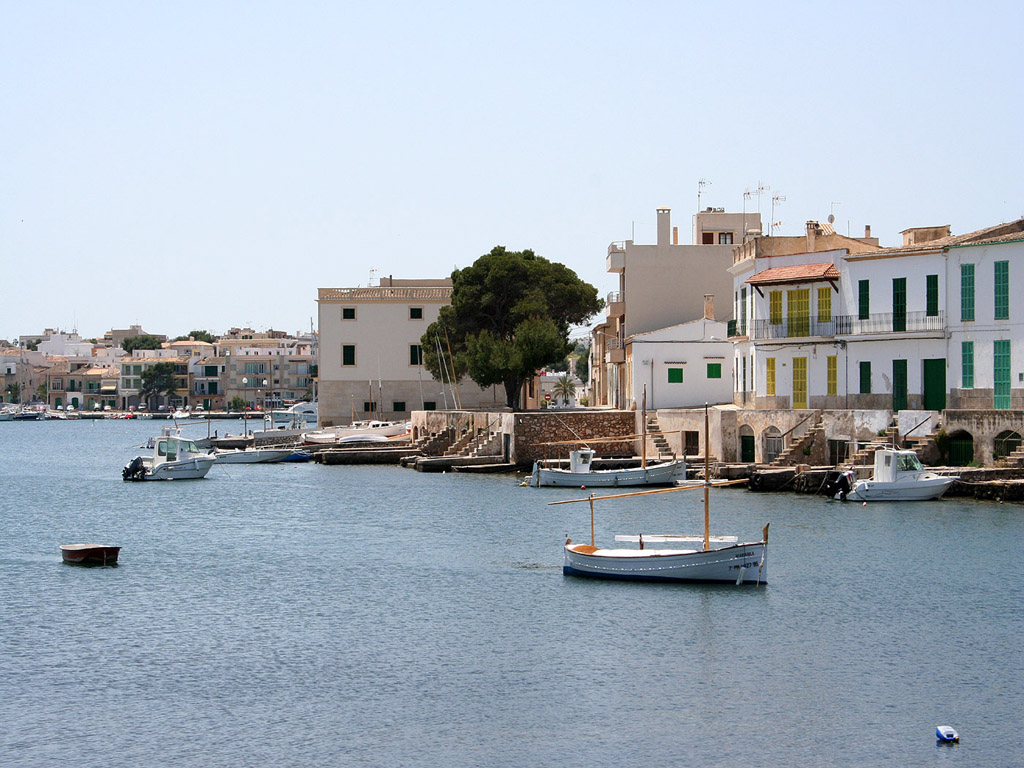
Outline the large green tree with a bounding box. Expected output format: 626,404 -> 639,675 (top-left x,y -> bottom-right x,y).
123,335 -> 163,353
422,247 -> 602,410
140,362 -> 178,409
173,330 -> 216,343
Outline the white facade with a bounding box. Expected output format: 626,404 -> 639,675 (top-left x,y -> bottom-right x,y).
627,318 -> 733,409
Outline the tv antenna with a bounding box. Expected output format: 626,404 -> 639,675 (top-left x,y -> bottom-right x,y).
771,194 -> 786,235
697,178 -> 711,212
828,201 -> 842,224
751,181 -> 771,224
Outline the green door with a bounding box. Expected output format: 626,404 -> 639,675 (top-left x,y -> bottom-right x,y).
740,434 -> 755,463
892,359 -> 908,412
950,434 -> 974,466
922,359 -> 946,411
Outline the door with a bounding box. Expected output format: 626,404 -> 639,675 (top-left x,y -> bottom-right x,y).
892,359 -> 908,412
792,357 -> 808,409
922,359 -> 946,411
740,434 -> 755,463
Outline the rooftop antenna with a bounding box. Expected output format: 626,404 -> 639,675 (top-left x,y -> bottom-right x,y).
771,193 -> 786,235
828,201 -> 842,225
753,181 -> 771,228
368,268 -> 379,287
697,178 -> 712,212
742,189 -> 752,242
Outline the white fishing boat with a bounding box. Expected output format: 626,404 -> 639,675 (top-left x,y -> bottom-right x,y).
212,447 -> 297,464
849,447 -> 958,501
530,448 -> 687,487
555,406 -> 769,584
272,401 -> 317,428
302,420 -> 409,445
122,427 -> 217,481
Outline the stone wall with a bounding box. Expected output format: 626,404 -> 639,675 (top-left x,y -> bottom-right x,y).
942,409 -> 1024,466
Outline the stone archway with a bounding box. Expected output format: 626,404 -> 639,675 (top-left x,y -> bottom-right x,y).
994,430 -> 1023,462
763,426 -> 783,464
739,424 -> 755,463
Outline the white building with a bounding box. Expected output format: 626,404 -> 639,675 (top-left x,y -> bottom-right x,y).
317,276 -> 502,426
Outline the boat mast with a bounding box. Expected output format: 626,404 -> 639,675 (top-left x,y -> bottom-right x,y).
704,403 -> 710,552
641,387 -> 647,469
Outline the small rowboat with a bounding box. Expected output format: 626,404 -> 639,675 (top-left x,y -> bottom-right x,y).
60,544 -> 121,565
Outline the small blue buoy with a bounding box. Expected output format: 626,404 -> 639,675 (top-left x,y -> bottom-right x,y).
936,725 -> 959,743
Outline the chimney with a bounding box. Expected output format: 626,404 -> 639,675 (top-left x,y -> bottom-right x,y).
703,294 -> 715,321
806,220 -> 817,252
657,207 -> 671,246
864,225 -> 871,238
672,226 -> 678,245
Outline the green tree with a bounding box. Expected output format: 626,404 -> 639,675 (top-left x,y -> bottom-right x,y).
4,382 -> 20,403
173,330 -> 216,343
422,247 -> 602,409
140,362 -> 178,409
36,383 -> 47,402
229,395 -> 247,411
572,340 -> 590,383
552,374 -> 576,406
123,335 -> 163,353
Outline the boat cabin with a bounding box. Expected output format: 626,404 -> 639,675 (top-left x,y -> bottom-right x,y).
872,448 -> 925,482
153,428 -> 204,466
568,448 -> 596,474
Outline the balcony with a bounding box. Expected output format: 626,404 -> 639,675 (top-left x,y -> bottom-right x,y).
606,291 -> 625,318
606,242 -> 625,273
604,335 -> 625,364
751,310 -> 945,340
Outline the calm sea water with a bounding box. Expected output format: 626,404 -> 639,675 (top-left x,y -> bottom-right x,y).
0,419 -> 1021,767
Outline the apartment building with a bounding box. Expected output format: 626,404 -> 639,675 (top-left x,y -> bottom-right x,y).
317,276 -> 502,426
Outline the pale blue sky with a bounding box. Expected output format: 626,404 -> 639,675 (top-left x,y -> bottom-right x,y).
3,1 -> 1021,340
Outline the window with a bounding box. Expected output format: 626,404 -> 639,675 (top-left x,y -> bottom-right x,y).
766,358 -> 776,396
740,287 -> 747,335
410,344 -> 423,365
787,289 -> 810,337
994,340 -> 1011,409
961,341 -> 974,389
859,361 -> 871,394
342,345 -> 355,366
245,363 -> 266,375
342,307 -> 356,320
702,232 -> 714,244
961,264 -> 975,321
926,274 -> 939,317
393,401 -> 406,412
667,368 -> 683,383
409,307 -> 423,320
817,287 -> 832,323
769,291 -> 783,325
858,280 -> 870,320
718,232 -> 733,245
423,401 -> 437,410
893,277 -> 906,332
994,261 -> 1009,320
827,356 -> 837,396
204,365 -> 218,377
362,402 -> 377,412
707,363 -> 722,379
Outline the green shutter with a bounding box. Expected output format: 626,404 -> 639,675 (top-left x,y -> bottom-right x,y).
892,277 -> 906,332
740,287 -> 747,336
858,280 -> 870,320
961,341 -> 974,389
893,359 -> 908,412
994,340 -> 1011,409
994,261 -> 1009,320
961,264 -> 975,321
859,361 -> 871,394
706,363 -> 722,379
667,368 -> 683,383
926,274 -> 939,317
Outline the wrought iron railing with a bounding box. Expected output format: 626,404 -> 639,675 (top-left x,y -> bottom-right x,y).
751,311 -> 944,339
607,291 -> 623,304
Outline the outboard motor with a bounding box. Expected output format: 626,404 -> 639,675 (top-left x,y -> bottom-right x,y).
122,456 -> 147,481
823,469 -> 854,501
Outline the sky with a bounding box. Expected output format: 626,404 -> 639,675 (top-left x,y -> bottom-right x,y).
3,0 -> 1022,341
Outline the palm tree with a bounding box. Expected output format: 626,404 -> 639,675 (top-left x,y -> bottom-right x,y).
552,374 -> 576,406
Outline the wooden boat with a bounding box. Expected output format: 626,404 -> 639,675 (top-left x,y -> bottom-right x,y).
302,420 -> 409,445
555,406 -> 769,585
212,447 -> 297,464
849,447 -> 957,501
122,427 -> 217,481
60,544 -> 120,565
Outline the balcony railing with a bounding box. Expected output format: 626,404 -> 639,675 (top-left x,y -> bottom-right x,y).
751,310 -> 945,340
607,291 -> 623,304
605,336 -> 624,349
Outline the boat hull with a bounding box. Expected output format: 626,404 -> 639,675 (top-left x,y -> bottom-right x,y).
563,541 -> 768,584
127,456 -> 216,480
61,544 -> 120,565
850,476 -> 956,501
532,459 -> 687,488
213,449 -> 294,464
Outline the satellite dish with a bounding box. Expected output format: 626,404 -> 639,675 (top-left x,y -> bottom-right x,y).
827,214 -> 835,224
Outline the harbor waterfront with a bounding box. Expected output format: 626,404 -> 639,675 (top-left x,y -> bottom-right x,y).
2,420 -> 1022,766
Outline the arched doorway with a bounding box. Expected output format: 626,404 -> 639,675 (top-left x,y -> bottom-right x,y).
994,430 -> 1023,462
763,426 -> 783,464
948,430 -> 974,466
739,425 -> 755,463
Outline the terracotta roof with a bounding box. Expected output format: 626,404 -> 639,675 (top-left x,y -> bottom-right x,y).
859,217 -> 1024,257
746,262 -> 840,286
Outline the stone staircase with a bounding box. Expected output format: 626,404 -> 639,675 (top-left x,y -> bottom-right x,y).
416,427 -> 457,457
996,443 -> 1024,467
769,416 -> 825,467
467,431 -> 503,458
645,414 -> 674,460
